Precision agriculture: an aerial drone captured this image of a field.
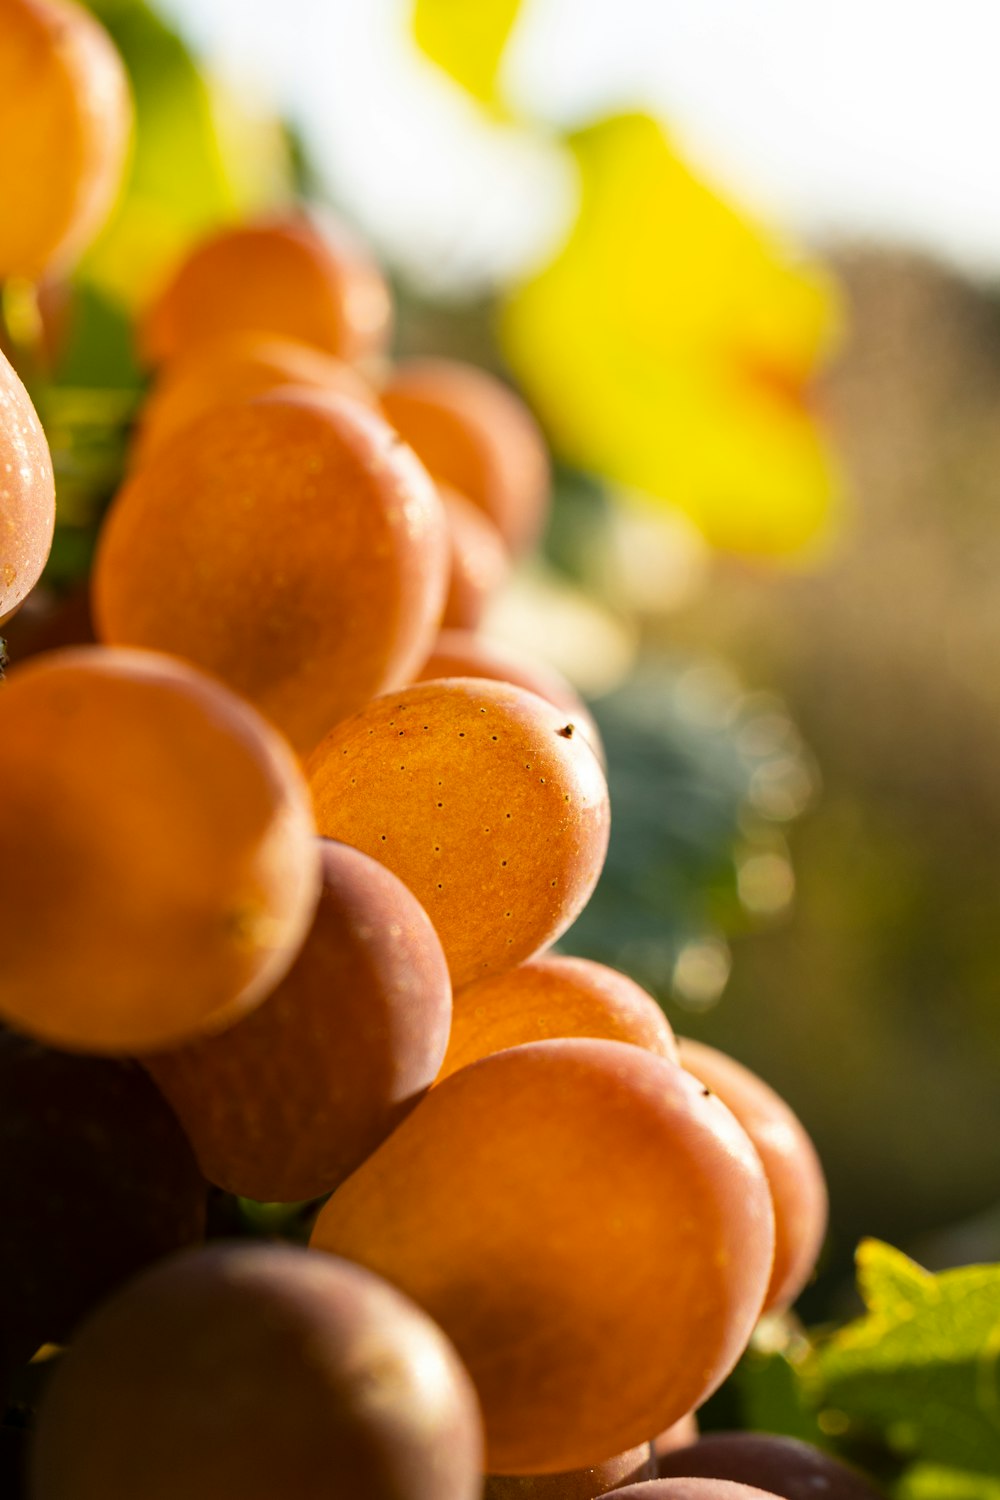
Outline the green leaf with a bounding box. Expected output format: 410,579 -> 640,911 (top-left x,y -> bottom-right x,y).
812,1241 -> 1000,1481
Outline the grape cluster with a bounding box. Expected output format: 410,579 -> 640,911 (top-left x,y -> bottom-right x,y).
0,2 -> 882,1498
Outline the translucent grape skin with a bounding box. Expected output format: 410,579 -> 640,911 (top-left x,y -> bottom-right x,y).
677,1039 -> 828,1312
129,331 -> 379,471
440,955 -> 678,1081
144,839 -> 452,1203
0,1027 -> 206,1379
414,629 -> 605,766
306,678 -> 611,991
382,358 -> 551,554
312,1038 -> 775,1475
439,484 -> 511,631
0,348 -> 56,625
93,390 -> 449,755
140,212 -> 392,368
655,1434 -> 886,1499
485,1445 -> 655,1498
29,1245 -> 484,1500
0,0 -> 131,280
0,647 -> 321,1053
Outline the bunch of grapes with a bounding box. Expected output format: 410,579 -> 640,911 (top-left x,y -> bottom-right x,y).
0,2 -> 883,1497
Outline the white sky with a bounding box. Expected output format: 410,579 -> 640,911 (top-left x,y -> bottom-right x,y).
161,0 -> 1000,291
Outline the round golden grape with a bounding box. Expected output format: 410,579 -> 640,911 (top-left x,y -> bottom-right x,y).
93,390 -> 449,755
145,840 -> 452,1203
0,0 -> 131,279
0,647 -> 321,1053
141,212 -> 392,369
312,1038 -> 775,1474
306,678 -> 611,990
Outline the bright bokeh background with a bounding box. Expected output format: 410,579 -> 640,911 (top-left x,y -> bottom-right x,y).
159,0 -> 1000,287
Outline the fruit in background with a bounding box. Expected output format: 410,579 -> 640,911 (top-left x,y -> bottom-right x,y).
0,1027 -> 206,1374
439,954 -> 678,1080
145,840 -> 452,1203
655,1433 -> 885,1498
0,0 -> 131,280
30,1244 -> 484,1500
414,628 -> 604,764
140,211 -> 392,368
0,348 -> 56,624
382,358 -> 550,554
312,1038 -> 775,1474
306,677 -> 610,990
677,1038 -> 828,1312
93,390 -> 449,755
129,331 -> 378,470
439,484 -> 511,631
485,1443 -> 655,1497
0,646 -> 320,1053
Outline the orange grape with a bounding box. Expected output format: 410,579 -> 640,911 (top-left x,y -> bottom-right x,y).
440,954 -> 677,1080
414,629 -> 604,765
130,332 -> 378,471
677,1039 -> 828,1312
0,347 -> 56,624
93,390 -> 449,754
0,646 -> 321,1053
382,358 -> 550,554
486,1446 -> 654,1498
0,1027 -> 206,1371
30,1244 -> 484,1500
312,1038 -> 775,1474
439,484 -> 511,631
141,212 -> 392,369
306,678 -> 610,990
656,1434 -> 884,1499
145,839 -> 452,1203
0,0 -> 131,279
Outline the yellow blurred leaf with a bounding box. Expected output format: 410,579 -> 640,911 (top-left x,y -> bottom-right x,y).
500,113 -> 846,561
412,0 -> 522,109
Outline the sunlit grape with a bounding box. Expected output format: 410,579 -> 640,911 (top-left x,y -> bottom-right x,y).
141,212 -> 392,368
383,358 -> 550,554
306,678 -> 610,990
130,332 -> 378,471
414,629 -> 604,765
93,390 -> 449,754
0,0 -> 131,279
313,1038 -> 775,1474
145,840 -> 452,1203
440,955 -> 677,1080
0,647 -> 321,1053
677,1039 -> 828,1311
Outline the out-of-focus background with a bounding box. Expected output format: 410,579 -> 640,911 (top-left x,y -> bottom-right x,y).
56,0 -> 1000,1307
